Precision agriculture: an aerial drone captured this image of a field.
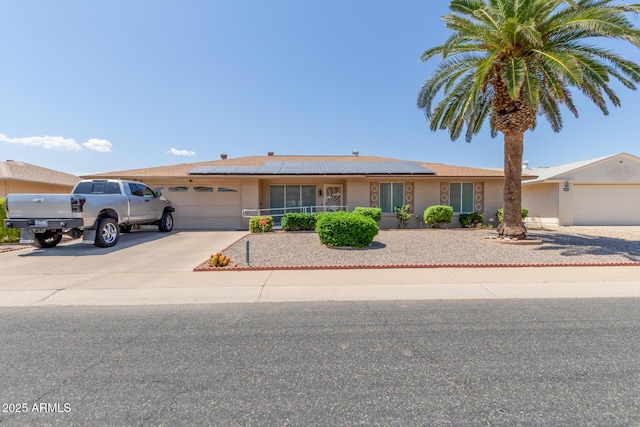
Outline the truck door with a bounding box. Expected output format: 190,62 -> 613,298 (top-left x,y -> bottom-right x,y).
127,183 -> 148,223
138,184 -> 164,221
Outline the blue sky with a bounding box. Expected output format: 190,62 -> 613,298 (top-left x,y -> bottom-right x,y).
1,1 -> 639,175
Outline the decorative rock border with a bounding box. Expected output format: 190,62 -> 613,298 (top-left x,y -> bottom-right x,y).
0,244 -> 29,254
193,260 -> 640,272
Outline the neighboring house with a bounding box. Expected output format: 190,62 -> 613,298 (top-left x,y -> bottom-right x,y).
522,152 -> 640,226
82,153 -> 507,230
0,160 -> 80,198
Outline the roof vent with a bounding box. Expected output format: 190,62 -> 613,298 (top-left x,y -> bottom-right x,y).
522,160 -> 530,170
352,150 -> 359,156
221,153 -> 228,160
267,151 -> 274,156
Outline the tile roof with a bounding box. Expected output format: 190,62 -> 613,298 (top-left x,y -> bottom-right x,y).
82,155 -> 506,178
0,160 -> 80,186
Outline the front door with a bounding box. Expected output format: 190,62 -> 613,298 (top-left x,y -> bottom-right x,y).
323,184 -> 343,211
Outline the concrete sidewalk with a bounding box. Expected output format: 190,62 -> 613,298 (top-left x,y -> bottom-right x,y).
2,265 -> 640,307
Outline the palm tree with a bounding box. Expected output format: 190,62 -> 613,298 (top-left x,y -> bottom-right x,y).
417,0 -> 640,239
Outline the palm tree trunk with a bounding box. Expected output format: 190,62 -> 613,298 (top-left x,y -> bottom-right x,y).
497,130 -> 527,239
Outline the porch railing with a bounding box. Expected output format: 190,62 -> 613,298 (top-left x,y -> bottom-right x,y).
241,205 -> 349,222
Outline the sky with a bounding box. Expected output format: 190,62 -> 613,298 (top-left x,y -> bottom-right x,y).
1,1 -> 639,176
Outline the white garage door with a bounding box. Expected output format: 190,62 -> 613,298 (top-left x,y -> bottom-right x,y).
573,185 -> 640,225
159,185 -> 242,230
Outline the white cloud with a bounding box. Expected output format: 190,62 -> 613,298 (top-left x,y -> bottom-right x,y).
82,138 -> 112,152
168,148 -> 196,156
0,133 -> 82,151
0,133 -> 113,153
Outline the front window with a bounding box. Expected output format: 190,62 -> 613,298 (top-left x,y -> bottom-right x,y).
380,182 -> 404,213
450,182 -> 474,213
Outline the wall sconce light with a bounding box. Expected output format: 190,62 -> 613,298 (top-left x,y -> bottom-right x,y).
563,182 -> 571,192
319,189 -> 322,196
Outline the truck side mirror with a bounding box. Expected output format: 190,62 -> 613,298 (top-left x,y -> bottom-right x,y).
154,190 -> 162,197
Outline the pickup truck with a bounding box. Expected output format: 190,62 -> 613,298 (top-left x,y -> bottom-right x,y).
4,179 -> 175,248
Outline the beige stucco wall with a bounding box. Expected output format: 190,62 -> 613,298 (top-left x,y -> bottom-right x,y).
1,180 -> 76,198
556,155 -> 640,184
522,182 -> 560,226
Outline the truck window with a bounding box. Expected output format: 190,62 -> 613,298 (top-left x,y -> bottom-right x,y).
73,182 -> 93,194
105,182 -> 121,194
129,183 -> 144,197
140,185 -> 155,198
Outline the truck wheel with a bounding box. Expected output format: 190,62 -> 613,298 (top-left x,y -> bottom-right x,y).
158,211 -> 173,232
33,231 -> 63,248
94,217 -> 119,247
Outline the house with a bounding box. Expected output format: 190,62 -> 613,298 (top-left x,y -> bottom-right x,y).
522,152 -> 640,226
82,153 -> 507,230
0,160 -> 80,198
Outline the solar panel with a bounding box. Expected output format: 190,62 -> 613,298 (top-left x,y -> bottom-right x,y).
188,161 -> 435,175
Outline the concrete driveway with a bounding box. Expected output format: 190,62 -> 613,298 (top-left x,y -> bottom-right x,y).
0,230 -> 248,276
1,227 -> 640,307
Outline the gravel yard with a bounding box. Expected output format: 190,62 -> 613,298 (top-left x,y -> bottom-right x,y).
219,227 -> 640,268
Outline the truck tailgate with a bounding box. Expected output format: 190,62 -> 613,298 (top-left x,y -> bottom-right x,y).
6,194 -> 76,218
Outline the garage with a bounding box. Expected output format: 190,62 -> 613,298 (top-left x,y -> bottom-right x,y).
572,184 -> 640,226
157,184 -> 242,230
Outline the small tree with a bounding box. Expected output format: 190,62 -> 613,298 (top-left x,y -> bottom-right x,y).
394,205 -> 412,229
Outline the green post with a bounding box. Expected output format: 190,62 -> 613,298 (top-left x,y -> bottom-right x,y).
245,240 -> 250,266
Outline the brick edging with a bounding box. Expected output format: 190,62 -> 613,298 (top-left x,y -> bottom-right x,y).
193,261 -> 640,272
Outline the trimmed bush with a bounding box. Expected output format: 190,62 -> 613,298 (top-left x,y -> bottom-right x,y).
495,208 -> 529,222
423,205 -> 453,228
459,212 -> 484,228
0,198 -> 20,243
315,211 -> 379,247
249,216 -> 274,233
281,213 -> 319,231
353,207 -> 382,222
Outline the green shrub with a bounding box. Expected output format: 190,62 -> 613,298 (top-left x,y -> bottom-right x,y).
459,212 -> 484,228
495,208 -> 529,222
0,198 -> 20,243
249,216 -> 274,233
394,204 -> 412,229
315,211 -> 379,247
353,207 -> 382,222
281,213 -> 319,231
423,205 -> 453,228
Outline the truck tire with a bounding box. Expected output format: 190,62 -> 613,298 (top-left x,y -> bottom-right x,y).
158,211 -> 173,232
33,231 -> 63,248
94,217 -> 119,247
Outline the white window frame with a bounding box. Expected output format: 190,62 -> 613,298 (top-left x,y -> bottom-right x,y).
379,182 -> 405,213
449,182 -> 474,213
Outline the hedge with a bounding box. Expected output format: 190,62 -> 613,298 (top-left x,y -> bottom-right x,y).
353,207 -> 382,222
0,198 -> 20,243
249,216 -> 274,233
281,213 -> 319,231
423,205 -> 453,228
459,212 -> 484,228
315,211 -> 379,247
495,208 -> 529,222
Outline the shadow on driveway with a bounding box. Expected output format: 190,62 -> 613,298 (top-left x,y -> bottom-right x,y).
17,230 -> 176,258
531,231 -> 640,262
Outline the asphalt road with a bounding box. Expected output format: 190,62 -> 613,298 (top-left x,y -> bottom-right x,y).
1,299 -> 639,426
